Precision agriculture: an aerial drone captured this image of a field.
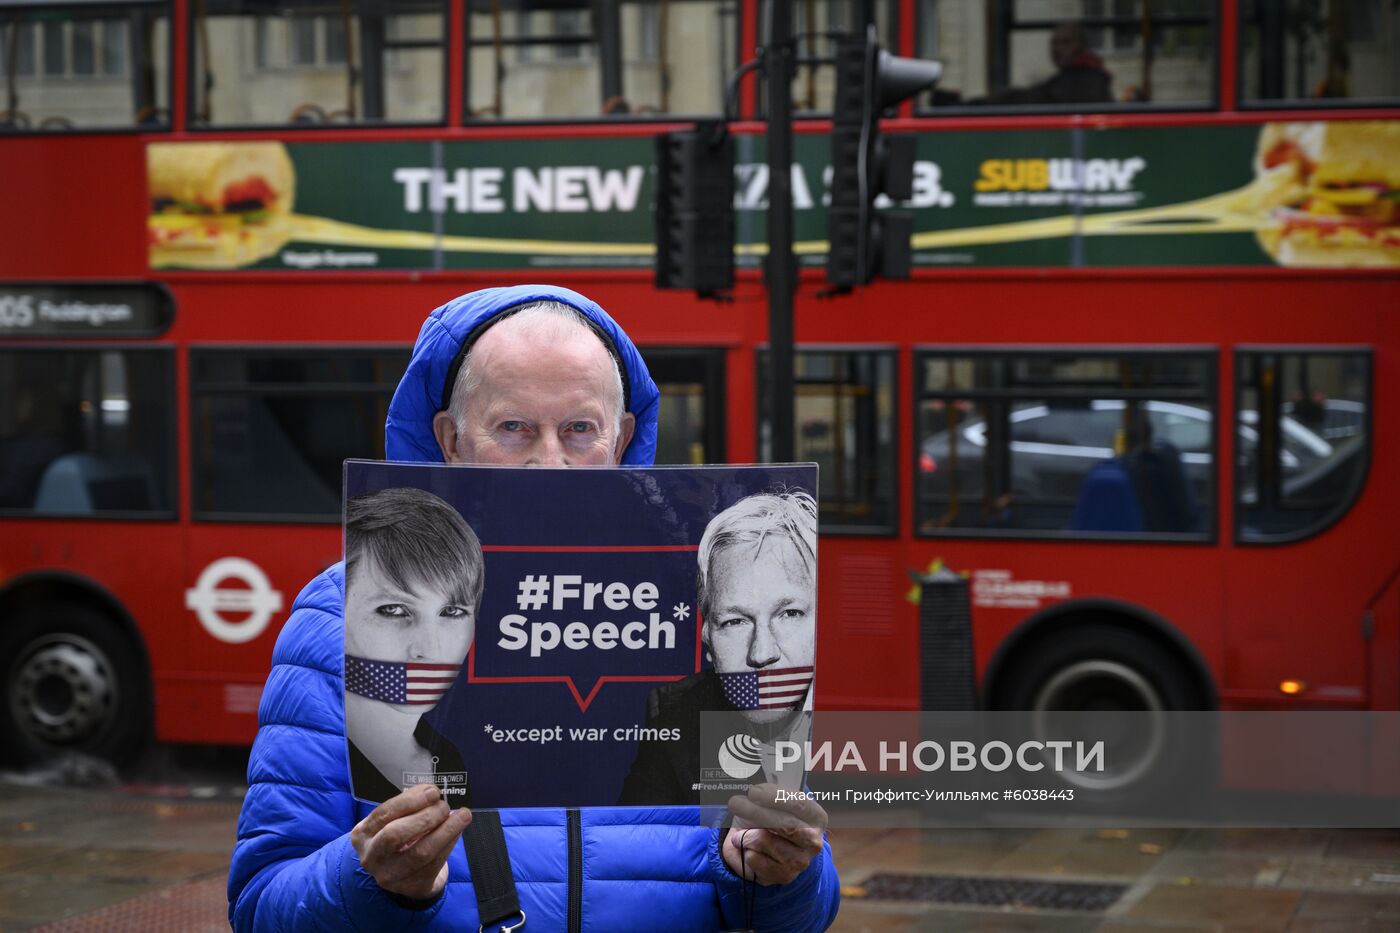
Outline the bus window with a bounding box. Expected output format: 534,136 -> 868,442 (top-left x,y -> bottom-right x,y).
467,1 -> 730,120
750,1 -> 896,115
645,347 -> 725,465
0,2 -> 169,130
191,1 -> 446,127
1236,350 -> 1370,543
914,0 -> 1216,111
759,349 -> 896,534
1240,1 -> 1400,104
916,351 -> 1215,538
190,348 -> 408,521
0,348 -> 173,515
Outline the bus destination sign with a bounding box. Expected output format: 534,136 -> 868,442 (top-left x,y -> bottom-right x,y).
0,283 -> 173,338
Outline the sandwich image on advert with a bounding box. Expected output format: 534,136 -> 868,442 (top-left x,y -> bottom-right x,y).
147,142 -> 296,269
1253,121 -> 1400,267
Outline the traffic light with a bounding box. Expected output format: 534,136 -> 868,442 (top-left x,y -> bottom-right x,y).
654,123 -> 734,297
827,26 -> 942,288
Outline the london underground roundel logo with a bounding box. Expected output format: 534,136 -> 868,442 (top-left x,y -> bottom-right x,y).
185,557 -> 284,644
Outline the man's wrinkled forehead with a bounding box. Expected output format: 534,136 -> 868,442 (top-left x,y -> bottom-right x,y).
471,318 -> 618,397
438,302 -> 630,414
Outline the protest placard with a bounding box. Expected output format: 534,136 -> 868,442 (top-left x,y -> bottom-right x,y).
343,460 -> 817,809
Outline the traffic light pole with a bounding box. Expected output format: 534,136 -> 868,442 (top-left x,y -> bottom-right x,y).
766,1 -> 796,464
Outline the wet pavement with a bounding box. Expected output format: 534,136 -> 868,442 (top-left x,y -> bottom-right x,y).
0,785 -> 236,931
1,761 -> 1398,931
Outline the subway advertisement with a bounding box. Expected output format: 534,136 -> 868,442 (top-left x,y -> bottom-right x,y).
146,121 -> 1398,272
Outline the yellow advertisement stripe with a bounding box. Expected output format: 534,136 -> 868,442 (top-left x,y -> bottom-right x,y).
150,188 -> 1266,269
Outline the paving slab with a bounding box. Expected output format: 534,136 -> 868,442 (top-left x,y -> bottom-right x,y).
831,902 -> 1102,933
833,828 -> 1018,881
990,833 -> 1171,881
24,847 -> 230,883
0,874 -> 155,930
1144,851 -> 1290,887
1322,829 -> 1400,861
1279,856 -> 1400,893
0,843 -> 80,874
1290,890 -> 1400,920
1175,829 -> 1332,860
1116,882 -> 1303,931
22,877 -> 229,933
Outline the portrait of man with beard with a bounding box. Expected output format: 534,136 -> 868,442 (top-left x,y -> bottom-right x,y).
618,489 -> 817,805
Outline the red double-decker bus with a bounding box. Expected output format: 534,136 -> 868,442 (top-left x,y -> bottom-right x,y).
0,1 -> 1396,796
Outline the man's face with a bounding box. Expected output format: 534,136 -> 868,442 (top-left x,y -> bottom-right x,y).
345,555 -> 476,706
434,321 -> 635,467
1051,25 -> 1082,69
703,539 -> 815,720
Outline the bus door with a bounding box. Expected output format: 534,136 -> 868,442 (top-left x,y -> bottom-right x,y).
1226,350 -> 1376,709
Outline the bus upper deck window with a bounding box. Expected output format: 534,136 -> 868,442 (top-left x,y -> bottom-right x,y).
191,1 -> 447,127
914,0 -> 1216,112
466,1 -> 729,121
1240,1 -> 1400,106
0,3 -> 170,131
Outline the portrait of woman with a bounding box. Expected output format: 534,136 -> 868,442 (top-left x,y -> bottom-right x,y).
617,489 -> 817,805
343,486 -> 483,807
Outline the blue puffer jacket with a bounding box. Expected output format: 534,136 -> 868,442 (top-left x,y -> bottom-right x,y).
228,285 -> 841,932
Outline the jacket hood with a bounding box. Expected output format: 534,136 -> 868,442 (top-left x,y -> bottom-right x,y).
385,285 -> 659,466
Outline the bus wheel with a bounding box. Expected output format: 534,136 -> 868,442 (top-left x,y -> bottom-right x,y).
997,624 -> 1207,808
0,603 -> 150,767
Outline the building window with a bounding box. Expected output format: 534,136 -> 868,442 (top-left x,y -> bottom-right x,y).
200,1 -> 446,126
0,18 -> 131,79
289,14 -> 318,66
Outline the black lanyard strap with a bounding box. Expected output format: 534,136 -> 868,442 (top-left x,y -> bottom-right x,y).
463,810 -> 524,931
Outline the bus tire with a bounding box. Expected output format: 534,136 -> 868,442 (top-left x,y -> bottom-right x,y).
0,602 -> 150,768
996,623 -> 1210,810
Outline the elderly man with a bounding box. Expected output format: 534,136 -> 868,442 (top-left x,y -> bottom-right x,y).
228,285 -> 840,931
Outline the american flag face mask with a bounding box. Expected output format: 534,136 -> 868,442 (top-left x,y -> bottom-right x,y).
345,655 -> 460,706
718,666 -> 814,711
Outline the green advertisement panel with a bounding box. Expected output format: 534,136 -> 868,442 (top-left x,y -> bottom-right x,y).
146,121 -> 1398,272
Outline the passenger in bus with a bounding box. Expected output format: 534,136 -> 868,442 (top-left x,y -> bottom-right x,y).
1124,420 -> 1200,534
990,22 -> 1115,106
618,490 -> 818,805
343,486 -> 481,808
1068,415 -> 1199,534
0,381 -> 68,509
229,285 -> 840,932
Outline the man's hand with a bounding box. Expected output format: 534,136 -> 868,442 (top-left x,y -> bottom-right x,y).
722,783 -> 827,886
350,783 -> 472,902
